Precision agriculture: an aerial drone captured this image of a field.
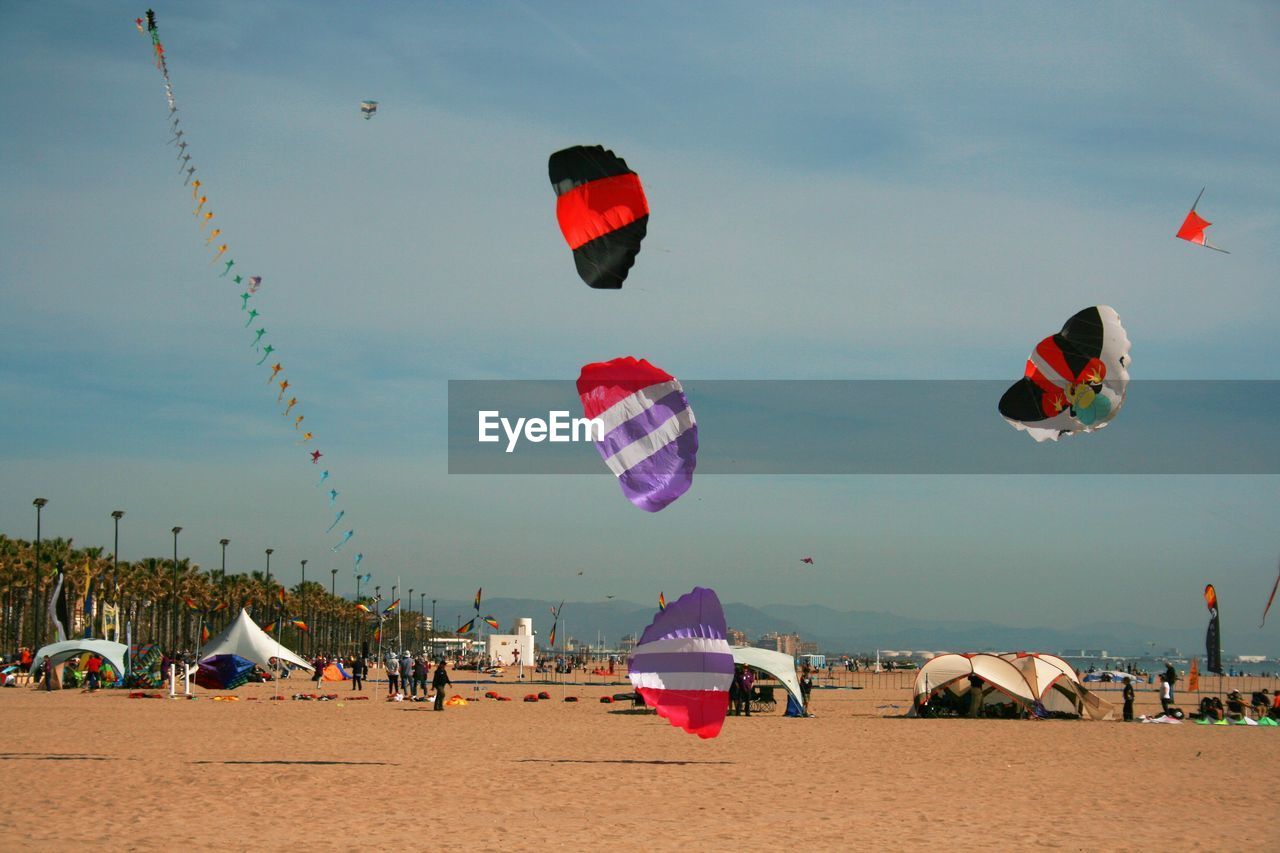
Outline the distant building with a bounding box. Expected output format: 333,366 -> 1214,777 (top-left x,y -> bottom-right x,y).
1059,649 -> 1110,659
727,628 -> 747,647
486,617 -> 535,667
758,632 -> 801,657
798,641 -> 819,657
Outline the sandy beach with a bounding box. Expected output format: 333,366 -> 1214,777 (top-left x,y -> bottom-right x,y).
4,670 -> 1278,851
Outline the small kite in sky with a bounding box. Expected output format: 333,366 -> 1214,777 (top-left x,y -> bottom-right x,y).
210,245 -> 228,265
317,470 -> 329,486
184,166 -> 196,184
325,511 -> 345,534
267,362 -> 282,383
298,431 -> 313,443
360,100 -> 378,119
194,196 -> 207,215
293,415 -> 304,430
255,344 -> 274,365
800,557 -> 815,565
247,276 -> 262,293
190,179 -> 201,199
311,450 -> 323,464
283,397 -> 298,417
249,328 -> 266,349
201,211 -> 214,229
331,530 -> 354,552
219,259 -> 234,277
328,489 -> 338,505
240,292 -> 252,310
1176,188 -> 1229,253
276,379 -> 289,400
204,228 -> 221,245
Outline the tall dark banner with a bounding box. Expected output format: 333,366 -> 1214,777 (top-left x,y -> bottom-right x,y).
1204,584 -> 1222,675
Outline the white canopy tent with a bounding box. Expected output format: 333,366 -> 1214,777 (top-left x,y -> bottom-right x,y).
732,646 -> 805,714
28,639 -> 129,679
199,608 -> 312,672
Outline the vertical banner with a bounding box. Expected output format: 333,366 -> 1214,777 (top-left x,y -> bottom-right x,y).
1204,584 -> 1222,675
48,571 -> 68,644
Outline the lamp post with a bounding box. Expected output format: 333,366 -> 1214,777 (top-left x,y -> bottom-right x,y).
110,510 -> 124,596
408,589 -> 414,648
300,559 -> 308,654
431,598 -> 436,660
264,548 -> 273,587
32,498 -> 48,649
330,568 -> 337,653
171,526 -> 183,650
219,539 -> 229,574
419,592 -> 426,653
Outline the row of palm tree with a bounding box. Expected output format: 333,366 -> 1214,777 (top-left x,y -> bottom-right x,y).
0,534 -> 439,657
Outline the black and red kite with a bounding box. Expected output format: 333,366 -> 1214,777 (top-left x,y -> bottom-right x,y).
549,145 -> 649,289
1176,188 -> 1228,253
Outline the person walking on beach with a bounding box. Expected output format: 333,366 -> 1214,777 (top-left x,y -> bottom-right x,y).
432,659 -> 451,710
399,651 -> 413,697
385,653 -> 399,696
351,655 -> 365,691
1122,677 -> 1134,721
85,654 -> 102,692
1158,673 -> 1173,715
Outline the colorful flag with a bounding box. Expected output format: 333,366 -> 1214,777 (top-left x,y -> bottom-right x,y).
658,592 -> 666,611
184,597 -> 200,610
459,619 -> 475,635
1261,558 -> 1280,628
200,624 -> 210,645
1187,656 -> 1200,692
1204,584 -> 1222,675
276,586 -> 286,605
292,620 -> 308,632
483,617 -> 500,631
474,588 -> 482,613
356,603 -> 371,613
548,625 -> 557,646
385,598 -> 400,612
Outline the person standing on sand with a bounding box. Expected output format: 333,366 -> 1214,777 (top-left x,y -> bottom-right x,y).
413,655 -> 428,698
1122,677 -> 1134,721
799,665 -> 814,715
967,674 -> 984,718
351,655 -> 365,691
399,651 -> 413,697
1158,673 -> 1172,715
432,659 -> 451,710
385,653 -> 399,696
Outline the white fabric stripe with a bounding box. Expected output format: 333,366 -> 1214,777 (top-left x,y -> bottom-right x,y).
596,380 -> 682,433
602,408 -> 696,476
632,637 -> 729,656
1028,350 -> 1070,388
629,671 -> 733,692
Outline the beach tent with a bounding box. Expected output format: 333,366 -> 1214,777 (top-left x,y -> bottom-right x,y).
199,609 -> 313,673
913,653 -> 1037,714
1000,652 -> 1116,720
320,661 -> 351,682
28,639 -> 129,683
195,654 -> 256,690
732,646 -> 805,716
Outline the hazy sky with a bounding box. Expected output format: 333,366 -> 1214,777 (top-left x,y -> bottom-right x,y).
2,2 -> 1277,653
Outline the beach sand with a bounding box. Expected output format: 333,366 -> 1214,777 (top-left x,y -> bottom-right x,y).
3,670 -> 1278,850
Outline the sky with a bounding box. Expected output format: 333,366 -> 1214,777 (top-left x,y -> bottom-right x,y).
1,1 -> 1278,654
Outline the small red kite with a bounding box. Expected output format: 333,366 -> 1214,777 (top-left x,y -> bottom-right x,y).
800,557 -> 815,565
1176,188 -> 1228,253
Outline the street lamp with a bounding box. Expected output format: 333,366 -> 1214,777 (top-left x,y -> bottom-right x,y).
264,548 -> 273,586
431,598 -> 437,660
171,526 -> 183,650
408,588 -> 414,648
330,568 -> 338,653
219,539 -> 229,573
110,510 -> 124,596
300,559 -> 308,654
32,499 -> 48,648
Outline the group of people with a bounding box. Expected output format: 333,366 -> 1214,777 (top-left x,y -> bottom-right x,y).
382,651 -> 452,710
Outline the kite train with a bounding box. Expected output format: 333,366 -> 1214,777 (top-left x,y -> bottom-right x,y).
998,306 -> 1132,442
577,356 -> 698,512
549,145 -> 649,289
137,10 -> 358,554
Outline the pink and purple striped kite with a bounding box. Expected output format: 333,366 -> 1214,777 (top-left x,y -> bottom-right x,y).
576,356 -> 697,512
628,586 -> 734,739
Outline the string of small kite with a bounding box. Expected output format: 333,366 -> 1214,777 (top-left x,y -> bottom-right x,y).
137,10 -> 359,566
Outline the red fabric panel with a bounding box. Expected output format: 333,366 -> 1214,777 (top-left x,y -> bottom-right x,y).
1177,210 -> 1209,244
556,173 -> 649,250
637,686 -> 729,739
577,357 -> 674,420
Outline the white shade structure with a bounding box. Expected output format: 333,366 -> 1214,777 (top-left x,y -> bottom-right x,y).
199,608 -> 312,672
